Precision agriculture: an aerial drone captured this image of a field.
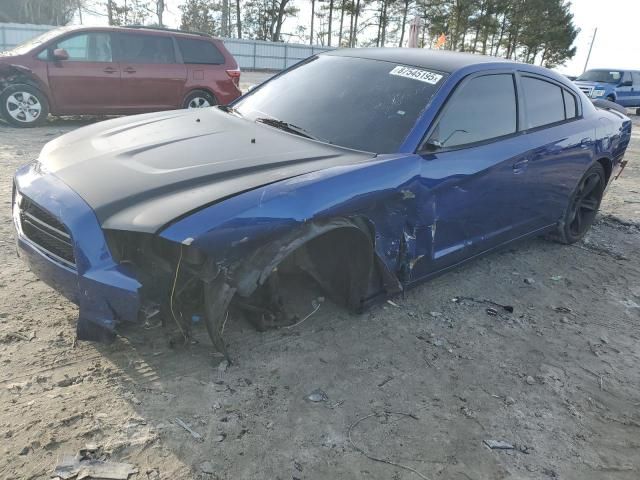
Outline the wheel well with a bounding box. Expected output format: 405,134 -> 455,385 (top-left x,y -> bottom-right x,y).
597,157 -> 613,183
184,88 -> 217,103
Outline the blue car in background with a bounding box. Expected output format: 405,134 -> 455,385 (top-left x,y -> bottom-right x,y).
575,69 -> 640,111
12,49 -> 632,359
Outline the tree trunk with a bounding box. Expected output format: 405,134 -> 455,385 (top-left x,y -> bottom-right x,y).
351,0 -> 360,47
273,0 -> 289,41
348,0 -> 355,47
221,0 -> 229,36
398,0 -> 409,47
328,0 -> 334,46
107,0 -> 114,25
157,0 -> 164,26
310,0 -> 315,45
338,0 -> 345,46
236,0 -> 242,38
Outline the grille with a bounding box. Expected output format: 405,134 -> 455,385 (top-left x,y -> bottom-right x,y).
18,195 -> 76,269
578,85 -> 594,97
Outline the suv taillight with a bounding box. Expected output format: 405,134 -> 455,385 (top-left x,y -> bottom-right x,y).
226,69 -> 241,87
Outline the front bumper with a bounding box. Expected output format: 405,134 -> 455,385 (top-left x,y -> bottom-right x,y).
13,162 -> 141,341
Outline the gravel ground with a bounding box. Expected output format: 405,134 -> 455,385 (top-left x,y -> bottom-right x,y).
0,111 -> 638,480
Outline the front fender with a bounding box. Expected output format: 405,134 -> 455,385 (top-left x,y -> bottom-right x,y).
159,153 -> 424,294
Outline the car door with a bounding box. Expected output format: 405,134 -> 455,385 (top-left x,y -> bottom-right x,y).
115,32 -> 187,112
516,74 -> 595,227
632,72 -> 640,106
46,31 -> 121,114
616,71 -> 634,106
410,72 -> 533,279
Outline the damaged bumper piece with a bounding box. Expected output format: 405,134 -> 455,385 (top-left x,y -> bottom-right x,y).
13,163 -> 140,341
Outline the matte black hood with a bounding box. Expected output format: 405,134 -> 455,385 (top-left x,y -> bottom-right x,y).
39,108 -> 374,233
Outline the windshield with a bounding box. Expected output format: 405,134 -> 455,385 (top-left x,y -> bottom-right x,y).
3,27 -> 71,55
577,70 -> 623,84
234,55 -> 447,153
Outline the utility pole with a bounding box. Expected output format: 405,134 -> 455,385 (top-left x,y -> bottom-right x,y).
583,27 -> 597,73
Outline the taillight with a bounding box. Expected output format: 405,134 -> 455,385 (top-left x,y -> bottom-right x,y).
226,69 -> 241,87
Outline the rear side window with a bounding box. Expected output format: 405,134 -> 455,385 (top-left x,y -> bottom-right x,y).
117,33 -> 175,64
177,38 -> 224,64
55,33 -> 112,62
428,74 -> 517,148
632,72 -> 640,86
521,77 -> 565,129
563,89 -> 577,119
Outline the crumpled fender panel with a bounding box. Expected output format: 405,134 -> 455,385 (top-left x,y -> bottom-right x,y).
159,153 -> 423,300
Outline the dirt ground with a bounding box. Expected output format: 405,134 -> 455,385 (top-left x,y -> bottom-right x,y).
0,109 -> 639,480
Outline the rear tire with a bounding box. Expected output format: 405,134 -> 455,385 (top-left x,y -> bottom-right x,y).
1,84 -> 49,127
182,90 -> 217,109
551,163 -> 605,244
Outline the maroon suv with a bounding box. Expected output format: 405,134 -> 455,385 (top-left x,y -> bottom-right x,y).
0,25 -> 242,127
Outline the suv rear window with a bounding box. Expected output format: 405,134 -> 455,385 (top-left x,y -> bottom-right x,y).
117,33 -> 175,64
177,38 -> 224,64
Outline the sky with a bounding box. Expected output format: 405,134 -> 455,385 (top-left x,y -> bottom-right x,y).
82,0 -> 639,75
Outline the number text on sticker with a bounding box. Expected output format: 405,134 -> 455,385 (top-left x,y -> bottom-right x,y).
389,66 -> 443,85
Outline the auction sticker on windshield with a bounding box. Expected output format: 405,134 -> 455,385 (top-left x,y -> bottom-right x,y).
389,66 -> 443,85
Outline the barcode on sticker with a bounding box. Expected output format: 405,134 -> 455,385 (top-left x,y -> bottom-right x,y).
390,66 -> 443,85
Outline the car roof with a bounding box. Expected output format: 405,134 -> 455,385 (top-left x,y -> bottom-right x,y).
46,24 -> 215,41
325,48 -> 510,73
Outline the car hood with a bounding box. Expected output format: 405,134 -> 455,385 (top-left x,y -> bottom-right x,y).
39,108 -> 375,233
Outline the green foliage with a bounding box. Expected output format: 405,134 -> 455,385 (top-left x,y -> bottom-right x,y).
416,0 -> 578,67
179,0 -> 220,34
0,0 -> 78,25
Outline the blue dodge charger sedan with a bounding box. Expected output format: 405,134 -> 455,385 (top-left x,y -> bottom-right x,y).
12,49 -> 632,358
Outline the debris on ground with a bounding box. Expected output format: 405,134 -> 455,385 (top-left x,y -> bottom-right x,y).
306,389 -> 329,403
52,453 -> 137,479
199,461 -> 216,474
174,418 -> 203,441
484,440 -> 515,450
526,375 -> 536,385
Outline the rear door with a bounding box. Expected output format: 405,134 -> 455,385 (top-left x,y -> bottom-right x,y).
516,74 -> 595,227
115,32 -> 187,112
46,31 -> 121,114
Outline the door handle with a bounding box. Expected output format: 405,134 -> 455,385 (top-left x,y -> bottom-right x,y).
512,158 -> 529,173
103,67 -> 117,74
123,67 -> 137,74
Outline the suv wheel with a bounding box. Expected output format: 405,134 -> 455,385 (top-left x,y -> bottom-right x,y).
183,90 -> 217,109
1,85 -> 49,127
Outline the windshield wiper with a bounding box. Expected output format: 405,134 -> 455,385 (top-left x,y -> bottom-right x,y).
255,117 -> 326,142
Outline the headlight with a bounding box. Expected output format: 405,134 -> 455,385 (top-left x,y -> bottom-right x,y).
592,89 -> 605,98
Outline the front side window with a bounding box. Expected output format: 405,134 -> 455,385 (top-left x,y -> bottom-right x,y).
235,55 -> 447,153
521,77 -> 565,129
426,74 -> 517,149
117,33 -> 175,64
177,38 -> 224,64
55,33 -> 112,62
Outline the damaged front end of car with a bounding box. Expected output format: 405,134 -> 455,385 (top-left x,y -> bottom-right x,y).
13,160 -> 408,361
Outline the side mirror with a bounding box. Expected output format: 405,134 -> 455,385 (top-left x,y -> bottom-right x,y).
52,48 -> 69,61
621,80 -> 633,87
